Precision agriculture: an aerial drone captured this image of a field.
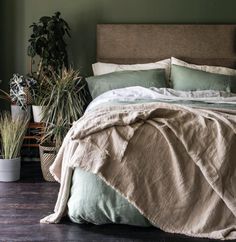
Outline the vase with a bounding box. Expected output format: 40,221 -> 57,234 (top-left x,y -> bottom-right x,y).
32,105 -> 43,123
0,157 -> 21,182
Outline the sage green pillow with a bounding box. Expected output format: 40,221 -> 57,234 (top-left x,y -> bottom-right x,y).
171,64 -> 236,92
86,69 -> 167,99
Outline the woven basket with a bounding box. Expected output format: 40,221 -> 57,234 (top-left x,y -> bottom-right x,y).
39,145 -> 56,182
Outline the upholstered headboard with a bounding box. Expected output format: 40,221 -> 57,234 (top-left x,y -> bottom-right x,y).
97,24 -> 236,68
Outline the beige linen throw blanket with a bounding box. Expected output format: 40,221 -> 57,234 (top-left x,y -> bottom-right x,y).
40,102 -> 236,240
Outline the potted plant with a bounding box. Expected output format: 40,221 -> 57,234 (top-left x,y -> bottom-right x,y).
0,113 -> 29,182
30,77 -> 47,123
39,68 -> 88,181
27,11 -> 70,77
0,74 -> 33,120
27,12 -> 71,123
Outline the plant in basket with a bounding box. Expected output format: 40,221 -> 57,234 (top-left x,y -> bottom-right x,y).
38,68 -> 88,181
27,12 -> 89,181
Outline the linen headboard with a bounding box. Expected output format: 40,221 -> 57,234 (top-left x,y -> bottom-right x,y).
97,24 -> 236,68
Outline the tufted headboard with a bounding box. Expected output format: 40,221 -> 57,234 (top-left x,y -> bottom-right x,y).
96,24 -> 236,68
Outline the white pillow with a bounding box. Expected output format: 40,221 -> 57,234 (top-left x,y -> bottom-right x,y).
92,59 -> 171,79
171,57 -> 236,76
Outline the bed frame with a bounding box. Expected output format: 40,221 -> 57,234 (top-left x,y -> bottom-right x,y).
96,24 -> 236,68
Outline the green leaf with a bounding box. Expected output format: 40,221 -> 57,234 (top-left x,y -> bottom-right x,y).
54,12 -> 61,18
27,12 -> 71,76
39,16 -> 51,25
65,28 -> 71,37
27,45 -> 36,57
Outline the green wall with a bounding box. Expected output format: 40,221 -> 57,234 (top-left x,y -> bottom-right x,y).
1,0 -> 236,109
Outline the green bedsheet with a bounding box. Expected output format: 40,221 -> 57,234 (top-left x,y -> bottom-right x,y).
68,168 -> 151,226
91,98 -> 236,111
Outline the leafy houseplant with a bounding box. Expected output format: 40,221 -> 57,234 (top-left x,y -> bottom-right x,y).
10,74 -> 33,109
39,68 -> 88,181
0,74 -> 33,120
27,12 -> 71,122
0,113 -> 29,182
40,68 -> 88,151
27,11 -> 70,78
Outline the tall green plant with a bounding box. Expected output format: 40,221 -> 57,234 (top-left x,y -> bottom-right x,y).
40,68 -> 88,151
27,12 -> 70,79
0,113 -> 29,159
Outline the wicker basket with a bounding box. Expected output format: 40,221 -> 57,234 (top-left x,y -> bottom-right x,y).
39,145 -> 56,182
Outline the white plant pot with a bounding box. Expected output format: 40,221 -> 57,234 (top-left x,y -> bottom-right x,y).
0,157 -> 21,182
11,105 -> 31,121
32,105 -> 43,123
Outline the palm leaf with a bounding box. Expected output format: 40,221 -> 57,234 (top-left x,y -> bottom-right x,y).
39,68 -> 88,151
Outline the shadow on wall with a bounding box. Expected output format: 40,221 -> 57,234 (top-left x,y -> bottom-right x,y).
0,0 -> 25,111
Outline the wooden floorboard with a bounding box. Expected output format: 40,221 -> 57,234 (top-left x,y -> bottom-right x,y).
0,162 -> 231,242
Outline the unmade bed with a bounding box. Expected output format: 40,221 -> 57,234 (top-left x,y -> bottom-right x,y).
41,24 -> 236,240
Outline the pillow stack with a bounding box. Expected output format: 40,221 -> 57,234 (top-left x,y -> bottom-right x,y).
86,57 -> 236,99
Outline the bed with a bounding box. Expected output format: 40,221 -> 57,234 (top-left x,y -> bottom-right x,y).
41,25 -> 236,240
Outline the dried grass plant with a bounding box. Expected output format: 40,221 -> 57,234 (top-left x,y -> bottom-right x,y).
0,113 -> 29,159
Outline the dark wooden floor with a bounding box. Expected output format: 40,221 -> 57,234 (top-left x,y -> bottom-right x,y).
0,162 -> 232,242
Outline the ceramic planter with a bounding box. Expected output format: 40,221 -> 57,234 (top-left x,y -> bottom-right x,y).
0,157 -> 21,182
11,105 -> 31,121
39,145 -> 56,182
32,105 -> 43,123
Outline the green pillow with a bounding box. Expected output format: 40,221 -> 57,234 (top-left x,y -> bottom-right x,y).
86,69 -> 167,99
171,64 -> 236,92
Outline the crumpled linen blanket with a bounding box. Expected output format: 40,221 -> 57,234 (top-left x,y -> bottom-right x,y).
40,102 -> 236,240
